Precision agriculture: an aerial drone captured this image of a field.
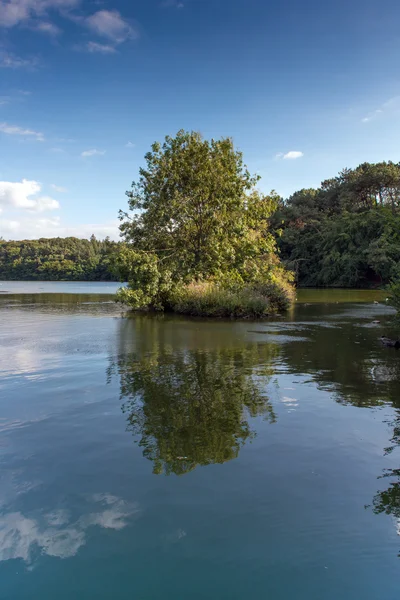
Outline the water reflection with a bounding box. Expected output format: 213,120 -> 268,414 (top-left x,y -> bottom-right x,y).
277,303 -> 400,408
371,469 -> 400,522
0,494 -> 138,564
370,408 -> 400,555
371,467 -> 400,557
278,305 -> 400,551
279,304 -> 400,553
0,292 -> 120,316
111,317 -> 278,475
111,310 -> 400,553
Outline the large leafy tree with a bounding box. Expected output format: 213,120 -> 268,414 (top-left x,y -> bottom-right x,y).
117,130 -> 286,309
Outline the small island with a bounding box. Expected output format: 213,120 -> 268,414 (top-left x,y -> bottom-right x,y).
115,130 -> 294,318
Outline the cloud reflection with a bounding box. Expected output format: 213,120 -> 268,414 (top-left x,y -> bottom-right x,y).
0,494 -> 138,563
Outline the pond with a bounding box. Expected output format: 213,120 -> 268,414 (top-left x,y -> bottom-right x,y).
0,283 -> 399,600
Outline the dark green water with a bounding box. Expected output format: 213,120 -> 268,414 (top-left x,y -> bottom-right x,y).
0,283 -> 399,599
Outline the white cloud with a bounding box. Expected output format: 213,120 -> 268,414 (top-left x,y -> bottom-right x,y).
45,510 -> 70,526
0,3 -> 136,57
81,148 -> 105,157
0,180 -> 59,212
0,216 -> 58,233
362,96 -> 400,123
0,494 -> 138,564
0,219 -> 20,232
34,21 -> 61,36
362,109 -> 383,123
0,0 -> 79,28
39,525 -> 86,559
85,10 -> 137,43
125,141 -> 135,148
281,396 -> 299,407
382,97 -> 400,110
35,196 -> 60,210
80,494 -> 136,530
161,0 -> 184,7
282,151 -> 303,160
0,1 -> 30,27
50,184 -> 67,192
86,41 -> 117,54
0,176 -> 119,240
0,512 -> 79,562
0,52 -> 37,69
0,122 -> 44,141
0,216 -> 120,240
276,151 -> 304,160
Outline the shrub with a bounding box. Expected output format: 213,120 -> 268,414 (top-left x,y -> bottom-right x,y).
171,278 -> 293,319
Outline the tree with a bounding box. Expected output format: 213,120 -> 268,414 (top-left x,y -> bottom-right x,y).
117,130 -> 293,312
320,161 -> 400,213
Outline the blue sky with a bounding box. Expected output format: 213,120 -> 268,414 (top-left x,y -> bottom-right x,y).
1,0 -> 400,239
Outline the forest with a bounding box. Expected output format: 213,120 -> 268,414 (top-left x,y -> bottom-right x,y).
272,161 -> 400,288
0,236 -> 119,281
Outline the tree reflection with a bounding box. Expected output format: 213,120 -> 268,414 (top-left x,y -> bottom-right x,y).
371,464 -> 400,557
111,317 -> 277,475
372,469 -> 400,521
369,406 -> 400,556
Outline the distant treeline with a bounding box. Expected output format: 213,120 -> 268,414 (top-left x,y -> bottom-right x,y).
271,161 -> 400,287
0,236 -> 120,281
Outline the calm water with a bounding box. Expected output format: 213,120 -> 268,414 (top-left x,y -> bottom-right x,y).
0,283 -> 399,599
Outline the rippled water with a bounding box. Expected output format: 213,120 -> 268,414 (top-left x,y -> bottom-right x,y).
0,283 -> 399,599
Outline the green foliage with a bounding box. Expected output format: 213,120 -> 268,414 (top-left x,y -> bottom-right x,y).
114,247 -> 174,310
0,236 -> 119,281
388,280 -> 400,317
117,130 -> 293,315
272,161 -> 400,287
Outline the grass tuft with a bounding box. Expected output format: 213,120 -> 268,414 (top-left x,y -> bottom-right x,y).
170,279 -> 294,319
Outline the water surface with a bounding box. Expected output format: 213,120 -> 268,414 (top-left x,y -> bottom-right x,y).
0,283 -> 399,599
